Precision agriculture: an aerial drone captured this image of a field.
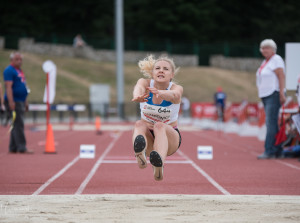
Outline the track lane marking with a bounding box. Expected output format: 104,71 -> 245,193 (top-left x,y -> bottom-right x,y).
32,155 -> 80,195
194,131 -> 300,171
32,132 -> 111,195
274,160 -> 300,170
177,150 -> 231,195
75,132 -> 123,195
102,160 -> 192,164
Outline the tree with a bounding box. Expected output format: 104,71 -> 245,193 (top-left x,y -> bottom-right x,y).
0,0 -> 299,46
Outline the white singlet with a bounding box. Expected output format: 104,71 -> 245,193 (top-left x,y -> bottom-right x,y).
140,80 -> 180,124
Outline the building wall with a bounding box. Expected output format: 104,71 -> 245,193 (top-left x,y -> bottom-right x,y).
18,38 -> 198,66
210,55 -> 263,71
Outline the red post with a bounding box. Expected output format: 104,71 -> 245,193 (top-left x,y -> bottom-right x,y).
46,72 -> 50,126
45,70 -> 56,154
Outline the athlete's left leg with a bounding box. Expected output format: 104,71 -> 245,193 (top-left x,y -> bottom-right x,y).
152,122 -> 180,161
150,122 -> 180,180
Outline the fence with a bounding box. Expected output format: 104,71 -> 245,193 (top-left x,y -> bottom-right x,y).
1,100 -> 297,128
191,99 -> 299,126
191,101 -> 261,124
5,102 -> 139,124
2,34 -> 285,65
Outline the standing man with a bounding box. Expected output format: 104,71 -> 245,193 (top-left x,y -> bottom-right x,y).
214,87 -> 226,121
4,52 -> 32,153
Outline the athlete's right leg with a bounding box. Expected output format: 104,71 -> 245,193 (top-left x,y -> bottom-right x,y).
132,120 -> 154,169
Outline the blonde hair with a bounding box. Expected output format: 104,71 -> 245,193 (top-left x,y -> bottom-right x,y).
138,54 -> 180,79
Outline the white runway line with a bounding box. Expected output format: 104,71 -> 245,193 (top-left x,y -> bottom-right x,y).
194,131 -> 300,172
32,156 -> 80,195
102,160 -> 193,164
177,150 -> 231,195
275,160 -> 300,170
251,151 -> 300,171
75,133 -> 123,195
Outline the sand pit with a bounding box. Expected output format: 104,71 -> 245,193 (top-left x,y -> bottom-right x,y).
0,194 -> 300,222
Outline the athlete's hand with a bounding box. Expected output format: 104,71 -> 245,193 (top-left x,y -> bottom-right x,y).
147,87 -> 161,99
132,92 -> 149,102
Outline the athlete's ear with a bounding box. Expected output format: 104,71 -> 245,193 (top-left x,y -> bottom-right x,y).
170,73 -> 174,81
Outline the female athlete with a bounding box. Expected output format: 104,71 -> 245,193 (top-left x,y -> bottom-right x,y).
132,55 -> 183,181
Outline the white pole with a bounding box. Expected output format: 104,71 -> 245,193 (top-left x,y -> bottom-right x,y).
115,0 -> 124,119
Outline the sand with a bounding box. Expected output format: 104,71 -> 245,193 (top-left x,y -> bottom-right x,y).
0,194 -> 300,223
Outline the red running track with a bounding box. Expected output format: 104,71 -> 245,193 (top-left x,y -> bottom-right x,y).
1,124 -> 300,195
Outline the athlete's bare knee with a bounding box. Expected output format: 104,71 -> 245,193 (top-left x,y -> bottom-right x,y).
135,120 -> 146,128
153,122 -> 166,131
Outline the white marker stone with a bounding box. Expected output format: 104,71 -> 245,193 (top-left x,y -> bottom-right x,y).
197,146 -> 213,160
80,145 -> 95,159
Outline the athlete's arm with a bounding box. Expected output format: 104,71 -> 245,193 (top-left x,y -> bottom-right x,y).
147,84 -> 183,104
132,78 -> 150,102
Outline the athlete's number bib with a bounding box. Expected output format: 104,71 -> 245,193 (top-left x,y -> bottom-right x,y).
142,104 -> 171,124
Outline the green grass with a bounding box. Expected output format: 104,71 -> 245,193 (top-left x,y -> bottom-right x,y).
0,49 -> 260,105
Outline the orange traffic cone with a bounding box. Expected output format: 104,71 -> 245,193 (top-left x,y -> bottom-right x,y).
95,116 -> 102,134
45,124 -> 56,154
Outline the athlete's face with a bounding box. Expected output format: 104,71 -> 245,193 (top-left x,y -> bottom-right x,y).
260,46 -> 275,60
152,60 -> 174,82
